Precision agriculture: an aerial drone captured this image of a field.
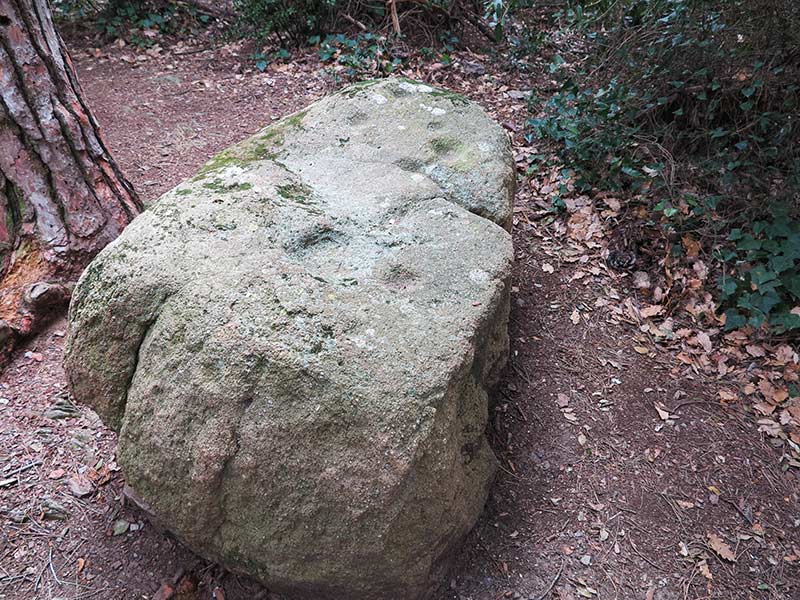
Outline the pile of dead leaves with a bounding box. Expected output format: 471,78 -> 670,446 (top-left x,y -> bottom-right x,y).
514,169 -> 800,471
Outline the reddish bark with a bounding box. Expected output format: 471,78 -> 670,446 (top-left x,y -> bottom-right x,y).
0,0 -> 141,363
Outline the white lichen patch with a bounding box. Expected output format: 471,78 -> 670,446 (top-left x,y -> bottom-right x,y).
370,93 -> 388,105
419,103 -> 447,116
399,81 -> 434,94
469,269 -> 491,286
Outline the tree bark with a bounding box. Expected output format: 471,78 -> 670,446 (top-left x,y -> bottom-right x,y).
0,0 -> 141,364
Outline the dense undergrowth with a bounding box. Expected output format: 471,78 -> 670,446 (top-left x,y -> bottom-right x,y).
527,0 -> 800,334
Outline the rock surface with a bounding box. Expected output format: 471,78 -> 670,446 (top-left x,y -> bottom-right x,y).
65,79 -> 515,600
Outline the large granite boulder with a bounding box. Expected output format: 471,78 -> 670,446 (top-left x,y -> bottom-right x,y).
64,79 -> 514,600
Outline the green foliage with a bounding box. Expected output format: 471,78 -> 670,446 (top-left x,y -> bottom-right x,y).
54,0 -> 211,43
720,210 -> 800,332
233,0 -> 339,45
232,0 -> 519,46
527,0 -> 800,332
313,33 -> 402,77
529,77 -> 661,191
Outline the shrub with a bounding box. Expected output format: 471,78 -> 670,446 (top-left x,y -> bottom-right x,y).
54,0 -> 211,42
233,0 -> 339,45
527,0 -> 800,332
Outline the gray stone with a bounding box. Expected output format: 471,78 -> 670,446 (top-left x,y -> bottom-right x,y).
65,79 -> 514,600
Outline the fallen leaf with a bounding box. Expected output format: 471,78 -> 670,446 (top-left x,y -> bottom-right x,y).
698,559 -> 713,580
757,418 -> 783,437
682,234 -> 701,258
654,402 -> 671,421
48,469 -> 65,480
696,331 -> 713,353
556,393 -> 570,408
707,532 -> 736,562
746,344 -> 765,357
640,304 -> 663,318
753,402 -> 776,416
542,263 -> 555,273
773,388 -> 789,403
570,309 -> 581,325
759,378 -> 776,399
77,557 -> 86,574
634,346 -> 650,354
563,411 -> 579,423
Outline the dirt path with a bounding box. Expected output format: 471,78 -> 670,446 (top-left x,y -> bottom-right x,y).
1,39 -> 798,600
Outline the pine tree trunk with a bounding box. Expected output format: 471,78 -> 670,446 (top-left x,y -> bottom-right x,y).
0,0 -> 141,363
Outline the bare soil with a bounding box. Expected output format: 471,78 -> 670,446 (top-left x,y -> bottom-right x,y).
1,34 -> 798,600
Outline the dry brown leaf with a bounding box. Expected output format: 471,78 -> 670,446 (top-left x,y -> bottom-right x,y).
745,344 -> 765,357
757,418 -> 783,437
775,345 -> 797,365
773,388 -> 789,403
698,559 -> 713,580
556,393 -> 570,408
634,346 -> 650,354
759,378 -> 776,399
753,402 -> 776,416
640,304 -> 663,318
76,557 -> 86,574
654,403 -> 671,421
707,533 -> 736,562
696,331 -> 713,353
682,234 -> 701,258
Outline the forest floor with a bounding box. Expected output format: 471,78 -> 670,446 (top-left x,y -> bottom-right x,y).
1,28 -> 799,600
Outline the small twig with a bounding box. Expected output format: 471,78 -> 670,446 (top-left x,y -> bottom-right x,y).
628,536 -> 668,572
48,547 -> 64,586
533,559 -> 564,600
341,13 -> 368,31
496,461 -> 521,480
172,47 -> 211,56
722,498 -> 754,525
3,460 -> 42,477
